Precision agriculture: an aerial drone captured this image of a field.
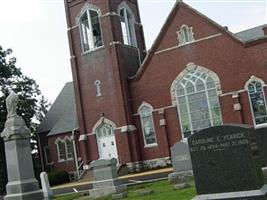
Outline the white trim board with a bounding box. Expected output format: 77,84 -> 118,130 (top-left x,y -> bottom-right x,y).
155,33 -> 222,55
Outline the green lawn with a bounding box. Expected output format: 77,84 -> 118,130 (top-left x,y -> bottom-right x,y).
55,180 -> 196,200
55,193 -> 85,200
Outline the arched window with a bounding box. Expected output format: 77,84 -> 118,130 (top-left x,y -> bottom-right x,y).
139,103 -> 157,147
247,79 -> 267,126
55,138 -> 66,162
175,70 -> 222,138
65,137 -> 74,160
119,5 -> 136,47
94,80 -> 101,97
79,7 -> 103,52
96,122 -> 113,138
177,24 -> 194,45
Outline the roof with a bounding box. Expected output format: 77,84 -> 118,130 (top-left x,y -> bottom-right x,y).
37,82 -> 78,136
235,25 -> 267,42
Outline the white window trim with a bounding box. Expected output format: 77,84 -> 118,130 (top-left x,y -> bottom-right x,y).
245,75 -> 267,128
55,137 -> 66,163
171,63 -> 223,140
64,136 -> 74,161
177,24 -> 195,46
76,3 -> 104,53
118,2 -> 137,47
94,80 -> 102,97
138,102 -> 158,147
170,62 -> 222,106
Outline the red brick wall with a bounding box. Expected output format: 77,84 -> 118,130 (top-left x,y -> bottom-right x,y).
47,133 -> 77,172
129,3 -> 267,161
65,0 -> 147,165
63,0 -> 267,170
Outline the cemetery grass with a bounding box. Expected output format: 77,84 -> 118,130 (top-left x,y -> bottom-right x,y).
55,180 -> 196,200
55,193 -> 85,200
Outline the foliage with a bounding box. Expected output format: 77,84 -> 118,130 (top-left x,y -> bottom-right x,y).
0,46 -> 50,195
48,171 -> 70,186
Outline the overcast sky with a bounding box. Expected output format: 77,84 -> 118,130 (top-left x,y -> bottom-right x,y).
0,0 -> 266,103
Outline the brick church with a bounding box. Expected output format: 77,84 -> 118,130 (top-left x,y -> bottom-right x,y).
38,0 -> 267,176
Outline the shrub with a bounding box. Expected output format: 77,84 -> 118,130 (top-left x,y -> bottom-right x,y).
48,171 -> 70,186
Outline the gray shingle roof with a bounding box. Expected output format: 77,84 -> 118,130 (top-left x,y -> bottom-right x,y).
37,82 -> 78,136
235,25 -> 267,42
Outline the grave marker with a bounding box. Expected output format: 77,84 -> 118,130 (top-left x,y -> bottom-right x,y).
188,125 -> 267,200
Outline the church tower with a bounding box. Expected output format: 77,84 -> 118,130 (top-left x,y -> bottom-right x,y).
64,0 -> 146,170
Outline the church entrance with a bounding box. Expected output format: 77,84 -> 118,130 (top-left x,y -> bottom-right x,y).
96,122 -> 118,161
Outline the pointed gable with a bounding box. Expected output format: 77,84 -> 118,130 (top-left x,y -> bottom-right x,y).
132,1 -> 243,80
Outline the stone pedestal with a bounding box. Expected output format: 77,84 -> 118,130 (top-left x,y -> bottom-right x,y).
1,115 -> 43,200
89,158 -> 127,199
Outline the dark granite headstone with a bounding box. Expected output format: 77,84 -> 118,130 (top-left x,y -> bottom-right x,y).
255,128 -> 267,167
188,124 -> 267,200
170,141 -> 192,172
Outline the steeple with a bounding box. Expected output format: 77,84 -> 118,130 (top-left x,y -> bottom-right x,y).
64,0 -> 145,163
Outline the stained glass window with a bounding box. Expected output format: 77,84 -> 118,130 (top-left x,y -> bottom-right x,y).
97,122 -> 113,138
175,70 -> 222,138
65,138 -> 74,160
139,105 -> 157,146
248,81 -> 267,125
56,139 -> 66,161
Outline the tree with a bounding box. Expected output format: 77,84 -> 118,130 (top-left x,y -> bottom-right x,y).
0,46 -> 50,195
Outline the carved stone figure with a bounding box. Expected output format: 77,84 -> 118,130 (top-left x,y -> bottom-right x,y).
6,91 -> 18,118
0,91 -> 43,199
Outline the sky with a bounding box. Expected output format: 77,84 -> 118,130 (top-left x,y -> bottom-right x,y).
0,0 -> 266,104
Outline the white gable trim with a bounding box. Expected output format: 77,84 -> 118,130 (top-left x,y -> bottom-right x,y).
117,1 -> 136,22
170,62 -> 221,106
75,3 -> 102,25
244,75 -> 265,89
92,117 -> 116,135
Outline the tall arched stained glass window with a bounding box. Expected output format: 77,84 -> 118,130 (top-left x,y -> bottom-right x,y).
175,70 -> 222,138
139,104 -> 157,147
65,137 -> 74,160
55,138 -> 66,162
247,80 -> 267,126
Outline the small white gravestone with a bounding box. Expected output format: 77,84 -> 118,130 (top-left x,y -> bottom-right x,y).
40,172 -> 54,199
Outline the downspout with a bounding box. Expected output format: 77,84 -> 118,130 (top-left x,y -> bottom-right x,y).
72,127 -> 79,179
37,133 -> 45,172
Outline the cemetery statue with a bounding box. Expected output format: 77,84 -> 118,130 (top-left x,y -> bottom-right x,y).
1,92 -> 44,200
6,91 -> 18,118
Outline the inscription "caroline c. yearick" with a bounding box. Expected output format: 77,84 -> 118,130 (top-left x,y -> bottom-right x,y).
189,132 -> 249,152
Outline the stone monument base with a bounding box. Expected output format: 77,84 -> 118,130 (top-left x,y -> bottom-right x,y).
5,179 -> 43,200
89,183 -> 126,199
192,185 -> 267,200
4,190 -> 43,200
168,170 -> 193,184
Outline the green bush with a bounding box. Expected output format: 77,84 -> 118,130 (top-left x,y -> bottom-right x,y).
48,171 -> 70,186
